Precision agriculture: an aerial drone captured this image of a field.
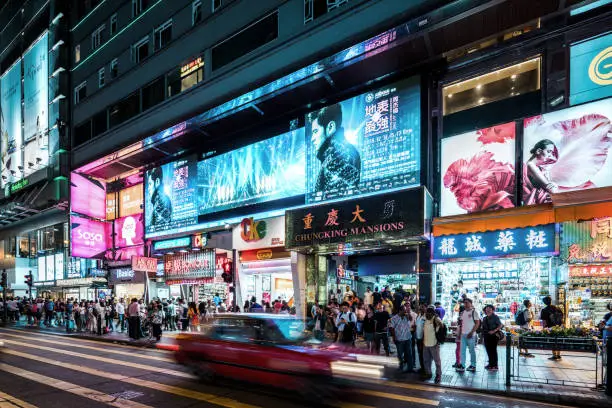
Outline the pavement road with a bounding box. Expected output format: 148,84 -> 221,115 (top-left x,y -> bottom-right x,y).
0,327 -> 575,408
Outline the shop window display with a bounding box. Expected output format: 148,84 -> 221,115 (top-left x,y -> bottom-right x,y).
435,257 -> 555,327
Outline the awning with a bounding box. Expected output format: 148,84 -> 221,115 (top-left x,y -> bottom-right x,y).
552,187 -> 612,223
433,204 -> 554,236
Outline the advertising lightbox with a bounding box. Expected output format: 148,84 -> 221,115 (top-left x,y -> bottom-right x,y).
440,123 -> 516,216
1,59 -> 23,187
70,215 -> 110,259
197,129 -> 305,216
23,32 -> 49,176
305,77 -> 420,203
523,97 -> 612,205
105,245 -> 144,262
114,213 -> 144,248
570,32 -> 612,105
119,184 -> 143,217
106,193 -> 117,220
145,157 -> 198,235
70,172 -> 107,220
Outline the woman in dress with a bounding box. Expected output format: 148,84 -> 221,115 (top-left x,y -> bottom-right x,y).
526,139 -> 559,195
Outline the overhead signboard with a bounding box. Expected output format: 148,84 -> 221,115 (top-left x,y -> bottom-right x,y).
570,31 -> 612,105
305,77 -> 421,204
71,172 -> 107,220
164,250 -> 215,284
114,213 -> 145,248
119,183 -> 143,217
153,236 -> 192,251
132,256 -> 158,273
562,218 -> 612,263
1,59 -> 23,187
197,129 -> 305,216
432,224 -> 558,261
70,215 -> 110,259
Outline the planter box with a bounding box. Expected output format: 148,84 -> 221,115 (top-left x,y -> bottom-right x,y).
518,336 -> 597,352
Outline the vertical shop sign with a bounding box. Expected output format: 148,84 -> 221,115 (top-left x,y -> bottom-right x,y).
562,218 -> 612,263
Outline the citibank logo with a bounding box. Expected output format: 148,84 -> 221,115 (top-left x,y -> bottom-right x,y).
588,46 -> 612,86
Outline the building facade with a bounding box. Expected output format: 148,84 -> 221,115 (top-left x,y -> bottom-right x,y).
51,0 -> 612,322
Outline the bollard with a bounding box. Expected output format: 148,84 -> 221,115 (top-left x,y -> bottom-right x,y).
506,331 -> 512,387
606,340 -> 612,396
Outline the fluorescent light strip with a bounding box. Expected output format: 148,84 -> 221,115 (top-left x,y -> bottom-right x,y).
71,0 -> 163,72
70,0 -> 107,32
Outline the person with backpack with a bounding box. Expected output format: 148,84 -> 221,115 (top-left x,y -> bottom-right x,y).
456,298 -> 480,372
422,305 -> 444,383
541,295 -> 564,360
516,299 -> 535,357
336,302 -> 356,344
482,305 -> 504,371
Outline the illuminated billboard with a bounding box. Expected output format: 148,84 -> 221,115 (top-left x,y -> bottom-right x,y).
440,123 -> 516,216
197,129 -> 305,216
523,97 -> 612,205
145,157 -> 198,235
114,213 -> 145,248
1,59 -> 23,187
570,32 -> 612,105
70,215 -> 110,259
70,172 -> 106,220
119,183 -> 143,217
23,33 -> 49,177
305,77 -> 421,203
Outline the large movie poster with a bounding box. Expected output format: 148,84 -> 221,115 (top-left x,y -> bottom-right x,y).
440,122 -> 516,216
523,97 -> 612,205
305,77 -> 420,204
1,59 -> 23,187
197,129 -> 305,216
145,157 -> 198,236
23,33 -> 49,176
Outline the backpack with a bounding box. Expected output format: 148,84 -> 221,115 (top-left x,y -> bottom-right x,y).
549,306 -> 564,327
435,320 -> 447,344
515,309 -> 526,326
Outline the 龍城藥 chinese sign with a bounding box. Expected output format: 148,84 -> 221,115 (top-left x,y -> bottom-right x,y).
285,187 -> 430,249
432,224 -> 557,261
562,218 -> 612,264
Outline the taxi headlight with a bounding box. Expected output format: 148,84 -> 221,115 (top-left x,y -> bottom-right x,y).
330,360 -> 384,379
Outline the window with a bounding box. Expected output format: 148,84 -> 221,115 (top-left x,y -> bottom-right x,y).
167,56 -> 204,97
154,19 -> 172,51
442,57 -> 541,116
132,0 -> 142,17
74,120 -> 92,146
92,110 -> 108,137
142,77 -> 165,110
304,0 -> 348,24
98,68 -> 105,88
212,12 -> 278,71
192,0 -> 202,25
110,58 -> 118,79
75,44 -> 81,63
110,14 -> 118,36
132,36 -> 149,63
212,0 -> 222,12
91,24 -> 105,50
74,81 -> 87,104
109,91 -> 140,128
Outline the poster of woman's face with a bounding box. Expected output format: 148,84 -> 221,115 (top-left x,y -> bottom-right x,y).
440,123 -> 516,216
523,97 -> 612,205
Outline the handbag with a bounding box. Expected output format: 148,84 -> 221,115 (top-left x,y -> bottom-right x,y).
494,330 -> 505,342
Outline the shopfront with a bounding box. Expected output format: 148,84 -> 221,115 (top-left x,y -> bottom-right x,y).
54,277 -> 109,301
234,216 -> 293,307
561,217 -> 612,327
285,187 -> 432,308
164,249 -> 216,303
432,224 -> 559,327
109,266 -> 147,301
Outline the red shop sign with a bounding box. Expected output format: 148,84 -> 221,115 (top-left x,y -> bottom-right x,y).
569,265 -> 612,277
131,256 -> 158,273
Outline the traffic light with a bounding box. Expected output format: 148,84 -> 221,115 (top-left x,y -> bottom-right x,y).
221,260 -> 233,283
1,271 -> 6,288
24,272 -> 33,287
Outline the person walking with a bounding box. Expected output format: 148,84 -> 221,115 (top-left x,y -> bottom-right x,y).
389,306 -> 414,373
422,305 -> 443,383
117,298 -> 126,333
151,304 -> 164,341
373,302 -> 391,356
415,304 -> 427,374
541,295 -> 564,360
363,305 -> 376,353
517,299 -> 535,357
335,302 -> 356,345
127,298 -> 141,339
456,298 -> 480,373
482,305 -> 503,371
312,305 -> 328,341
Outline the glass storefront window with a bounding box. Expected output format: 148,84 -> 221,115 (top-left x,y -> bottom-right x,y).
442,57 -> 541,115
166,56 -> 204,98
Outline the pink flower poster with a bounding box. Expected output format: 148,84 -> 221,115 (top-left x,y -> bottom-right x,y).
441,122 -> 516,216
523,98 -> 612,205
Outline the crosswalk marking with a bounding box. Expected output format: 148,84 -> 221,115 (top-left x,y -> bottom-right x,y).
0,332 -> 175,363
0,328 -> 172,353
0,363 -> 153,408
2,339 -> 193,379
1,348 -> 259,408
0,390 -> 38,408
357,389 -> 439,406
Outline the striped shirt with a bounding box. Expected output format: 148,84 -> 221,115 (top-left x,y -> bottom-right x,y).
390,314 -> 413,341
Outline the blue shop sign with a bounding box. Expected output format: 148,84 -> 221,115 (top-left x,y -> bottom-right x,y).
432,224 -> 557,261
570,32 -> 612,105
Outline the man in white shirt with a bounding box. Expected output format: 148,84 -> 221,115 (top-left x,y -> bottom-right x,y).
364,287 -> 373,307
456,298 -> 480,372
423,306 -> 443,383
343,286 -> 355,303
116,298 -> 126,332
